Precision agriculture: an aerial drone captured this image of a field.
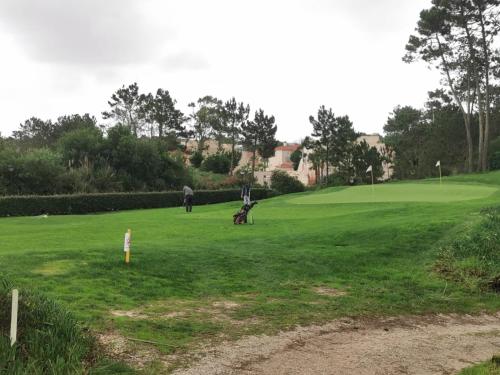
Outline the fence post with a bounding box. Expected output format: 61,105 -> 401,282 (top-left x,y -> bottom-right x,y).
10,289 -> 18,346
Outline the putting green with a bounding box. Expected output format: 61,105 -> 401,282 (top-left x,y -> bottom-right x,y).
290,183 -> 498,204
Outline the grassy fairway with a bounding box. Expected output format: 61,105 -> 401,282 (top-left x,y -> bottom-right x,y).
1,173 -> 500,364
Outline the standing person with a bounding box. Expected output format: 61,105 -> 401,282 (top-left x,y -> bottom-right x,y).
241,183 -> 251,206
183,185 -> 194,213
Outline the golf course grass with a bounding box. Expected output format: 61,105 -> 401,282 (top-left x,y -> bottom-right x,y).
1,172 -> 500,370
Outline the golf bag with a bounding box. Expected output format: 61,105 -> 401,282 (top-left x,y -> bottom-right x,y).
233,201 -> 258,224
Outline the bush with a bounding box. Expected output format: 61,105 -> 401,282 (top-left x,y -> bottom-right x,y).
0,148 -> 65,195
435,206 -> 500,292
270,170 -> 305,194
189,151 -> 204,168
0,277 -> 96,374
201,153 -> 231,174
489,151 -> 500,171
0,188 -> 276,217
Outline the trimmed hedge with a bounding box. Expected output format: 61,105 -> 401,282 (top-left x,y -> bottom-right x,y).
0,188 -> 278,217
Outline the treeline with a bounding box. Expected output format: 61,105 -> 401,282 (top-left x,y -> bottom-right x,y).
298,106 -> 387,185
399,0 -> 500,176
0,84 -> 278,196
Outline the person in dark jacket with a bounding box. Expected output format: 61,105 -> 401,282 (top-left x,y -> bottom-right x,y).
183,185 -> 194,212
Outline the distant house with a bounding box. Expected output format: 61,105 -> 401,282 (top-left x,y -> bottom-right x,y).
236,143 -> 304,186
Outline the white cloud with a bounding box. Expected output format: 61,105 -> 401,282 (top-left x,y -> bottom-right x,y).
162,51 -> 210,71
0,0 -> 440,141
0,0 -> 169,65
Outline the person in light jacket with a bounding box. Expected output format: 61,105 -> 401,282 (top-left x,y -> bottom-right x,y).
183,185 -> 194,212
241,184 -> 251,206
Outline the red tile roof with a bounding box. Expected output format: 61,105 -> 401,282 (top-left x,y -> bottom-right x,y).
275,144 -> 300,152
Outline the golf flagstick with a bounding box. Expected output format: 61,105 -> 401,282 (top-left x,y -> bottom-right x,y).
436,161 -> 442,185
366,165 -> 374,194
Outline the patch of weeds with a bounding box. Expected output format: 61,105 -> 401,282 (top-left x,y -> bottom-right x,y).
435,207 -> 500,292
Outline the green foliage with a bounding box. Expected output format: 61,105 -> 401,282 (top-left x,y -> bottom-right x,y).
102,82 -> 144,136
189,169 -> 242,190
201,152 -> 241,175
12,114 -> 99,150
384,103 -> 468,179
0,277 -> 96,374
201,153 -> 231,174
0,188 -> 274,217
490,152 -> 500,171
58,127 -> 104,168
102,125 -> 191,191
436,207 -> 500,292
290,149 -> 302,171
270,170 -> 305,194
224,98 -> 250,173
308,106 -> 357,178
458,356 -> 500,375
0,148 -> 65,195
189,151 -> 204,168
241,109 -> 278,174
350,140 -> 384,183
488,134 -> 500,170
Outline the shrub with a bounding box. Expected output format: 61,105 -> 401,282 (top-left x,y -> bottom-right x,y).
270,170 -> 305,194
489,151 -> 500,171
189,151 -> 204,168
201,153 -> 231,174
0,278 -> 96,374
435,206 -> 500,292
0,188 -> 276,217
0,148 -> 65,195
290,149 -> 302,171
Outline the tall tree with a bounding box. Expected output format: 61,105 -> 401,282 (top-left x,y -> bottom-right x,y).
404,4 -> 475,172
241,109 -> 278,180
102,83 -> 145,137
472,0 -> 500,170
351,140 -> 384,183
224,98 -> 250,175
188,96 -> 223,152
309,106 -> 357,182
309,106 -> 334,181
142,89 -> 186,139
405,0 -> 500,172
13,117 -> 56,148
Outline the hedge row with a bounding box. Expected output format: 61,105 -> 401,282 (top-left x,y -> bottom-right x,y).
0,188 -> 277,217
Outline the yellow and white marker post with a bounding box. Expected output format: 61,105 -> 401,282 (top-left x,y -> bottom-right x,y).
124,229 -> 132,264
10,289 -> 18,346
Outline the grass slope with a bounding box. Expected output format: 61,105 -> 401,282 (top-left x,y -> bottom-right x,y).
1,172 -> 500,368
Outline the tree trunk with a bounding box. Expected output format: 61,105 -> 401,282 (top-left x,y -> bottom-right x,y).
465,115 -> 473,173
479,13 -> 491,171
251,137 -> 257,181
230,127 -> 236,176
477,82 -> 485,172
325,143 -> 329,185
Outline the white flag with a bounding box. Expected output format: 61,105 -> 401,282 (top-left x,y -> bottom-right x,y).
366,165 -> 372,173
436,160 -> 440,167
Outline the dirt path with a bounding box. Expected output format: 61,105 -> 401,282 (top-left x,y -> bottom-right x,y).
173,313 -> 500,375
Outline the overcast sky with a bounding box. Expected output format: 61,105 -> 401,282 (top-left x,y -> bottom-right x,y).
0,0 -> 439,141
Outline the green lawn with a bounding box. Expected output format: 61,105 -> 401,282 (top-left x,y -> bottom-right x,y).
1,173 -> 500,367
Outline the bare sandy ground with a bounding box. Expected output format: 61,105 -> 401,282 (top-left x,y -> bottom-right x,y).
173,313 -> 500,375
